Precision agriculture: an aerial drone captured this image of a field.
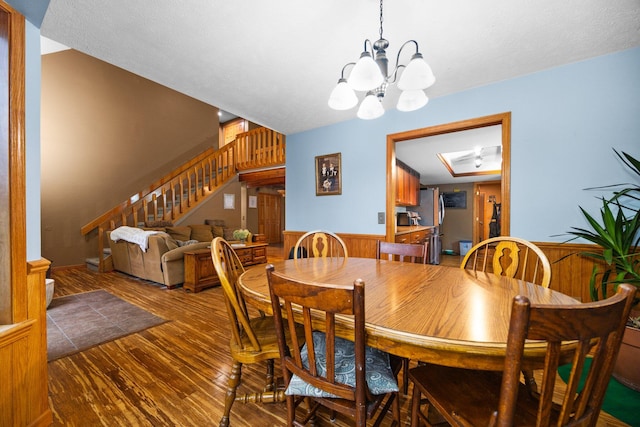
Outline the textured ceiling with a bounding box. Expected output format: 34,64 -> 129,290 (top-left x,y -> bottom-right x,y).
40,0 -> 640,135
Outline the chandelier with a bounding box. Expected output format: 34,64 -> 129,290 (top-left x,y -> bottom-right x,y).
328,0 -> 435,119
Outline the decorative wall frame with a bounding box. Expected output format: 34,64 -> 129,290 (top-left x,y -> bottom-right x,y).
248,195 -> 257,208
315,152 -> 342,196
223,193 -> 235,209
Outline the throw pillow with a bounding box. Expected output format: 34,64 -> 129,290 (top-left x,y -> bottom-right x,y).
284,331 -> 398,398
166,226 -> 191,241
158,233 -> 179,251
189,224 -> 214,242
212,225 -> 225,238
205,219 -> 226,227
145,220 -> 174,228
176,239 -> 200,247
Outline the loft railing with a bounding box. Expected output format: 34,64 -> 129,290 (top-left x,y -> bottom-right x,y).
81,127 -> 285,272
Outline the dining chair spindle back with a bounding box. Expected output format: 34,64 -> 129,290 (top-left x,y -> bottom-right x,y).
409,283 -> 636,427
376,240 -> 428,264
266,264 -> 401,427
460,236 -> 552,288
293,230 -> 348,259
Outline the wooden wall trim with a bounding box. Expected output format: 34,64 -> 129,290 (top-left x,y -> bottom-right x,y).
284,231 -> 600,302
8,0 -> 26,324
0,3 -> 52,425
0,319 -> 34,348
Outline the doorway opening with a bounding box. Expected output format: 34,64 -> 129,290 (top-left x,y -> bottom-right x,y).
385,112 -> 511,245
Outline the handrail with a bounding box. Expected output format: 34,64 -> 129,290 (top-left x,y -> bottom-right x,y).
81,127 -> 285,272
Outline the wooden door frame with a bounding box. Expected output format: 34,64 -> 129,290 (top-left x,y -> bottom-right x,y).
0,1 -> 26,324
386,112 -> 511,242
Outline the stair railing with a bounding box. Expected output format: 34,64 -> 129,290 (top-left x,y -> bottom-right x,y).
81,127 -> 285,272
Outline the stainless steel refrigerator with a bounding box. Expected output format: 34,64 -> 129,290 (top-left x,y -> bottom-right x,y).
413,188 -> 445,264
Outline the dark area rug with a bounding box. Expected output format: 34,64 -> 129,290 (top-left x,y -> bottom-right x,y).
559,358 -> 640,426
47,290 -> 167,362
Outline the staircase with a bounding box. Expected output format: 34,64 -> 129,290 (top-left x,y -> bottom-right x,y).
81,127 -> 286,272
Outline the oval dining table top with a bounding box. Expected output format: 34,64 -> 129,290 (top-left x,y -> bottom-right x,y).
239,257 -> 580,371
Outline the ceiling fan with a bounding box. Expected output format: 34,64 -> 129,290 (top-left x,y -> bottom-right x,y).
437,145 -> 502,177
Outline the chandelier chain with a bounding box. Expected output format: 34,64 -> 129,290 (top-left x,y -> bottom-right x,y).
379,0 -> 384,40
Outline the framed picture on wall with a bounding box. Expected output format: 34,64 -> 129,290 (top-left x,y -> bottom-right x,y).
223,193 -> 235,209
248,195 -> 257,208
315,152 -> 342,196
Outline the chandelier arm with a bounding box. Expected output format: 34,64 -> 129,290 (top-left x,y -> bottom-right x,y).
340,62 -> 356,79
395,40 -> 420,67
387,64 -> 404,85
363,38 -> 375,55
384,40 -> 418,84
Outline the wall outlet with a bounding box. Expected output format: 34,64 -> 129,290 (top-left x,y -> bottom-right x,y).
378,212 -> 385,224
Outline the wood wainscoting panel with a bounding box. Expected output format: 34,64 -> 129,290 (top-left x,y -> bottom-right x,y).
535,241 -> 604,303
284,232 -> 601,303
283,231 -> 384,260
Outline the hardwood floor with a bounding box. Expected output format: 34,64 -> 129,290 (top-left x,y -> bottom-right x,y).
47,247 -> 628,426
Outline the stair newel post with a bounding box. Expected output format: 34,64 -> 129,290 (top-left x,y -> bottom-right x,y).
97,225 -> 105,272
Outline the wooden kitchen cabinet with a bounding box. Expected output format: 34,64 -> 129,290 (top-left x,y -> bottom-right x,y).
395,229 -> 427,244
396,160 -> 420,206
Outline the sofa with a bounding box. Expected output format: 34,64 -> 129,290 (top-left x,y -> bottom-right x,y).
106,221 -> 230,288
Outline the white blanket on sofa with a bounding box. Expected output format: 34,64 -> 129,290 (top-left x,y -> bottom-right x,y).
110,226 -> 161,252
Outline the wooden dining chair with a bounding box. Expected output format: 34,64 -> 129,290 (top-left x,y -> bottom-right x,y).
408,283 -> 636,427
460,236 -> 551,288
211,237 -> 302,427
266,264 -> 401,427
376,240 -> 428,395
460,236 -> 552,394
376,240 -> 428,264
293,230 -> 348,259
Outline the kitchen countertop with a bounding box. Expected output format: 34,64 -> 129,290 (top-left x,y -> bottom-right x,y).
395,225 -> 435,235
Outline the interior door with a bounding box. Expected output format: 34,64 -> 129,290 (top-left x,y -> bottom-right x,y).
258,193 -> 282,243
474,181 -> 501,243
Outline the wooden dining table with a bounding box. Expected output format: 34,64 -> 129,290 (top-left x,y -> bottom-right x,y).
239,257 -> 580,371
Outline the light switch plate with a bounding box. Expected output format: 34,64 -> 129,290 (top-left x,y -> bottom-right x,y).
378,212 -> 385,224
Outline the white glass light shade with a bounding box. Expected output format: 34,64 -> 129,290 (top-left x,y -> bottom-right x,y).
357,93 -> 385,120
396,89 -> 429,112
328,79 -> 358,110
397,53 -> 435,90
348,51 -> 384,91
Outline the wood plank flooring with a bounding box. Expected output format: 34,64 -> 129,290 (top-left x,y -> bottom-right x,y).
47,245 -> 629,426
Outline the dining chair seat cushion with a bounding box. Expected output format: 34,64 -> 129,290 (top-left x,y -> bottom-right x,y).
285,331 -> 399,397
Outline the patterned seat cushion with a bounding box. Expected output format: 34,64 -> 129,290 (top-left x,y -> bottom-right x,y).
285,331 -> 398,397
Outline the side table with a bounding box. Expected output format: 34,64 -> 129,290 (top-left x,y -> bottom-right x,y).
183,248 -> 219,293
183,242 -> 269,293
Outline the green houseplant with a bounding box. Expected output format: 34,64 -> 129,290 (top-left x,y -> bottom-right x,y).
232,228 -> 251,243
565,149 -> 640,391
566,150 -> 640,300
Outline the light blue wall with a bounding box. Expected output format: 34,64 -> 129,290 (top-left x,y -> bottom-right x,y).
286,47 -> 640,242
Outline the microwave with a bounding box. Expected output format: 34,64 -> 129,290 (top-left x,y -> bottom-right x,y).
397,212 -> 410,226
